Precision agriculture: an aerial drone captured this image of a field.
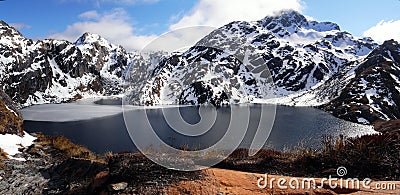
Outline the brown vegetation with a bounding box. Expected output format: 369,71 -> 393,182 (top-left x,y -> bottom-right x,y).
216,133 -> 400,181
0,148 -> 7,170
0,148 -> 7,159
35,133 -> 102,162
374,119 -> 400,134
0,98 -> 23,136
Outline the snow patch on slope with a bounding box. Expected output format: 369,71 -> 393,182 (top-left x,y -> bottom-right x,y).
0,132 -> 36,161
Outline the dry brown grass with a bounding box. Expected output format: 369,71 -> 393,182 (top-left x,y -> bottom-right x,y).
0,148 -> 8,170
374,119 -> 400,134
0,99 -> 23,136
216,133 -> 400,180
0,148 -> 7,159
35,133 -> 104,163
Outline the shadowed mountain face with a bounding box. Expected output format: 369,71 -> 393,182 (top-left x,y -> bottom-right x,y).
323,40 -> 400,125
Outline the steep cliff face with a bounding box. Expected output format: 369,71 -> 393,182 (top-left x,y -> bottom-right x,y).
0,21 -> 135,107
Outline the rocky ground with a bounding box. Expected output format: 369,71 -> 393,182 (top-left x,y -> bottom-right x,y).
0,134 -> 205,194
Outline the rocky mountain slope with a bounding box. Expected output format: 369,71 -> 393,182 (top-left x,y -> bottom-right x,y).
124,11 -> 400,127
125,10 -> 378,107
0,21 -> 135,107
323,40 -> 400,125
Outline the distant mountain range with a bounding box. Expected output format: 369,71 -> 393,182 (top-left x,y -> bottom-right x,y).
0,10 -> 399,126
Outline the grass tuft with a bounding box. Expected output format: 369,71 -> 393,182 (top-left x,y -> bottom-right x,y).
35,133 -> 102,162
0,99 -> 23,136
0,148 -> 7,159
0,148 -> 8,170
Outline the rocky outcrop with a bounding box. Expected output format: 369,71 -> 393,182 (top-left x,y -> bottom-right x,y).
0,134 -> 203,194
0,91 -> 23,135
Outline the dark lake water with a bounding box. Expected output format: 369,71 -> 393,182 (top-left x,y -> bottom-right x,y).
22,101 -> 376,154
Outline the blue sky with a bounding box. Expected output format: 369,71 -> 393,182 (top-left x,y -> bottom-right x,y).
1,0 -> 399,50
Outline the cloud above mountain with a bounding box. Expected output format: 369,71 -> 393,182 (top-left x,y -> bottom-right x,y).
49,0 -> 305,51
363,20 -> 400,43
49,9 -> 158,51
10,23 -> 31,30
170,0 -> 304,29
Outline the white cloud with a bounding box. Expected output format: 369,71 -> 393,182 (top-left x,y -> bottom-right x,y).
79,10 -> 101,20
363,20 -> 400,43
94,0 -> 159,5
51,1 -> 306,52
49,8 -> 157,51
170,0 -> 304,30
142,26 -> 216,53
103,0 -> 159,4
10,23 -> 31,30
60,0 -> 159,5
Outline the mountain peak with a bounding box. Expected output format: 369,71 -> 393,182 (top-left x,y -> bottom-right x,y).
75,32 -> 109,46
368,39 -> 399,59
381,39 -> 399,48
355,40 -> 400,74
0,20 -> 8,27
262,10 -> 307,27
260,10 -> 340,33
0,20 -> 24,38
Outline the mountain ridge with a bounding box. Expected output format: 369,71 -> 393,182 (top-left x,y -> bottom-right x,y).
0,20 -> 135,107
125,10 -> 378,107
1,11 -> 399,127
323,39 -> 400,125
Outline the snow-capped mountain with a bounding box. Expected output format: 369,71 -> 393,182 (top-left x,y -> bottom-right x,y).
0,20 -> 135,107
323,40 -> 400,125
125,10 -> 377,106
1,11 -> 399,126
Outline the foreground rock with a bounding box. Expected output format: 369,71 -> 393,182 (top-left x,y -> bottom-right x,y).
0,134 -> 203,194
0,134 -> 105,194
